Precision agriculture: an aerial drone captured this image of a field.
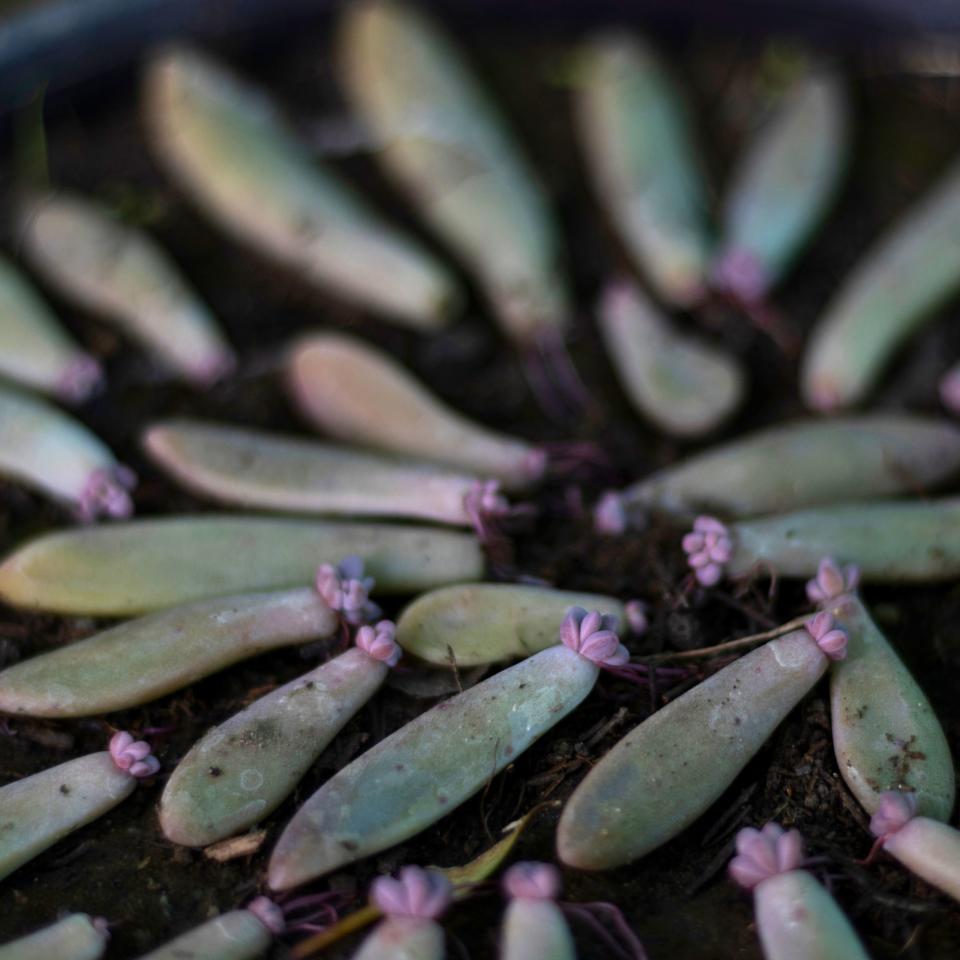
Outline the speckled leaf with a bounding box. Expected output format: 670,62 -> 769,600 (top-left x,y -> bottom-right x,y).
161,647 -> 387,846
0,588 -> 338,717
0,752 -> 136,883
557,630 -> 827,870
397,583 -> 625,665
824,594 -> 954,819
269,645 -> 598,889
0,515 -> 484,615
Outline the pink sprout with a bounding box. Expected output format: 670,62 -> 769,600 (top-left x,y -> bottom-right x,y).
804,611 -> 848,661
682,515 -> 733,587
870,790 -> 918,840
109,730 -> 160,779
58,354 -> 104,404
729,823 -> 804,891
463,479 -> 511,543
247,896 -> 286,936
625,600 -> 649,636
76,465 -> 137,522
315,556 -> 380,625
561,901 -> 649,960
370,866 -> 452,920
712,248 -> 768,304
940,366 -> 960,415
503,862 -> 562,901
805,557 -> 859,606
805,376 -> 844,413
601,278 -> 635,317
594,491 -> 627,535
521,448 -> 549,486
356,620 -> 401,667
189,349 -> 237,388
561,607 -> 629,667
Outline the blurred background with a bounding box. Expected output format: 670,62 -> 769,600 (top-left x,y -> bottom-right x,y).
6,0 -> 960,115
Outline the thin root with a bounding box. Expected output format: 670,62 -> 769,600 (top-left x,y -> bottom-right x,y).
645,613 -> 811,663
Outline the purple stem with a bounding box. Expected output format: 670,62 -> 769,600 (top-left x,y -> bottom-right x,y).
562,902 -> 649,960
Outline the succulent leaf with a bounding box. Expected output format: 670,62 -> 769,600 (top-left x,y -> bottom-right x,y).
0,515 -> 483,615
269,643 -> 598,889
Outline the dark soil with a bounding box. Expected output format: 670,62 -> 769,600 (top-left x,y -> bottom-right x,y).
3,14 -> 960,960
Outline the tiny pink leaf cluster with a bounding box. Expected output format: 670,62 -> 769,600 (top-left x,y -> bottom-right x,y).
464,479 -> 509,519
594,491 -> 627,535
870,790 -> 918,840
804,611 -> 848,660
109,730 -> 160,778
246,896 -> 286,936
502,861 -> 562,901
356,620 -> 401,666
463,479 -> 514,542
625,599 -> 649,636
371,866 -> 452,920
77,465 -> 137,522
58,354 -> 104,405
560,607 -> 628,666
940,367 -> 960,415
729,823 -> 804,890
712,248 -> 767,304
682,515 -> 732,587
805,556 -> 859,605
315,555 -> 380,625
